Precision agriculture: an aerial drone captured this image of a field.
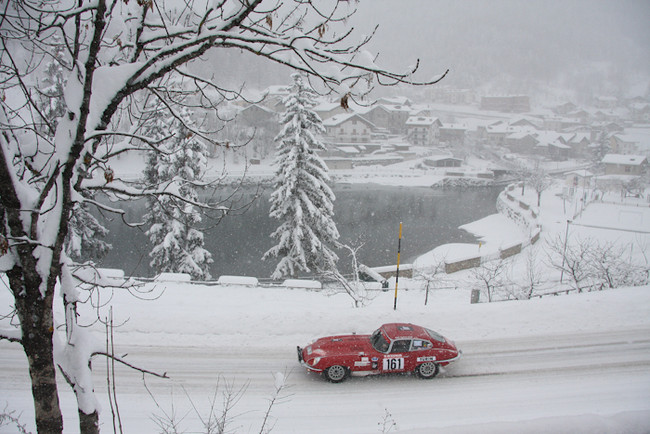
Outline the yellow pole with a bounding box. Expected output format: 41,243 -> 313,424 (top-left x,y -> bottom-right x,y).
393,222 -> 402,310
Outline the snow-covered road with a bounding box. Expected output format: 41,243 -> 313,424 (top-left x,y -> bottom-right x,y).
3,327 -> 650,433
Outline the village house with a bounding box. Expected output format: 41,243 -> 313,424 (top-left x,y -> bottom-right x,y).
479,121 -> 528,146
424,155 -> 463,168
427,87 -> 475,105
313,101 -> 349,123
566,132 -> 592,158
237,103 -> 277,127
504,131 -> 539,154
405,116 -> 442,146
322,113 -> 376,143
565,170 -> 594,192
610,134 -> 641,155
601,154 -> 648,176
553,102 -> 578,115
630,103 -> 650,123
258,84 -> 290,111
364,104 -> 412,134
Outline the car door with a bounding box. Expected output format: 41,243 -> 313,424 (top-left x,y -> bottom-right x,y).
409,338 -> 435,370
381,339 -> 411,373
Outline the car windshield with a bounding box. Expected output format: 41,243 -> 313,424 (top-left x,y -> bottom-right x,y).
370,329 -> 390,353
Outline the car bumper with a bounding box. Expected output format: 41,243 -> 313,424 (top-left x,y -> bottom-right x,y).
297,346 -> 323,372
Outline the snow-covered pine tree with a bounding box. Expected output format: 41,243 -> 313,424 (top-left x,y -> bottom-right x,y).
143,104 -> 213,280
65,203 -> 112,262
37,37 -> 112,263
263,73 -> 340,279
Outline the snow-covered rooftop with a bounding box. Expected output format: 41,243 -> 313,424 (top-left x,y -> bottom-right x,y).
602,154 -> 648,165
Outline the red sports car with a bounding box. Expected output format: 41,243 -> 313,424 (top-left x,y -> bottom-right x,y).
297,323 -> 461,382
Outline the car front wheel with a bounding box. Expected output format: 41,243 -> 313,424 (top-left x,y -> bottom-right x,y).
324,365 -> 349,383
415,362 -> 439,379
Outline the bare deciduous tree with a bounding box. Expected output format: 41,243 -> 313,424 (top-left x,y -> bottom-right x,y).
0,1 -> 446,432
471,258 -> 509,302
321,242 -> 375,308
522,247 -> 545,299
547,235 -> 594,292
415,258 -> 448,305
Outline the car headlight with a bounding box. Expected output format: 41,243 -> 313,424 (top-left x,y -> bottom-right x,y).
309,357 -> 321,366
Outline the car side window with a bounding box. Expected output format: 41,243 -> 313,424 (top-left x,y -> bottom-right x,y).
390,339 -> 411,354
411,339 -> 432,351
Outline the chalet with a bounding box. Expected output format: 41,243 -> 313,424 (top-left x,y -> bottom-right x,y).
565,170 -> 594,190
405,116 -> 442,146
322,113 -> 376,143
547,141 -> 571,161
237,103 -> 277,127
510,117 -> 541,130
362,104 -> 410,135
566,133 -> 592,157
428,87 -> 475,105
534,131 -> 568,160
601,154 -> 648,176
610,134 -> 640,154
631,103 -> 650,123
592,121 -> 624,135
482,121 -> 525,146
376,96 -> 412,107
438,123 -> 467,145
543,116 -> 577,132
504,131 -> 538,154
566,109 -> 590,125
553,102 -> 577,115
313,101 -> 348,122
424,155 -> 462,168
259,84 -> 290,111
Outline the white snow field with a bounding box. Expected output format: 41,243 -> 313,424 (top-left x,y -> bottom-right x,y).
1,183 -> 650,433
2,284 -> 649,433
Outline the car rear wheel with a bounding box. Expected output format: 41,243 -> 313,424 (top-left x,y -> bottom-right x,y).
415,362 -> 439,379
324,365 -> 348,383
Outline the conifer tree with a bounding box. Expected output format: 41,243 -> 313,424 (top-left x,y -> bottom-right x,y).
38,37 -> 111,262
264,73 -> 340,279
143,105 -> 213,280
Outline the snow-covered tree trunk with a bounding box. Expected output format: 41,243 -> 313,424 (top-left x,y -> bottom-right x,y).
6,266 -> 63,432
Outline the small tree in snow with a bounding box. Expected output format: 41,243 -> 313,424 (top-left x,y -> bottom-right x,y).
521,247 -> 545,299
415,258 -> 449,305
320,242 -> 375,307
143,105 -> 213,280
471,258 -> 509,302
263,73 -> 340,279
587,240 -> 647,290
528,165 -> 551,207
547,235 -> 594,292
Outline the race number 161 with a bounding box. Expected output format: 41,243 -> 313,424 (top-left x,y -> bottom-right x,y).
382,358 -> 404,371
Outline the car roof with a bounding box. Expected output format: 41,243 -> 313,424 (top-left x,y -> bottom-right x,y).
381,323 -> 428,340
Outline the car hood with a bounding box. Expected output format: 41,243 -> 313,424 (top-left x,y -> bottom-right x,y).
308,334 -> 373,357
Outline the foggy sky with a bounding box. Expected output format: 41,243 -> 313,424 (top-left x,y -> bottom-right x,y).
200,1 -> 650,101
349,0 -> 650,98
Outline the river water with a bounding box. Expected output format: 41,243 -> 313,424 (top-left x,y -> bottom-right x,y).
98,184 -> 503,279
